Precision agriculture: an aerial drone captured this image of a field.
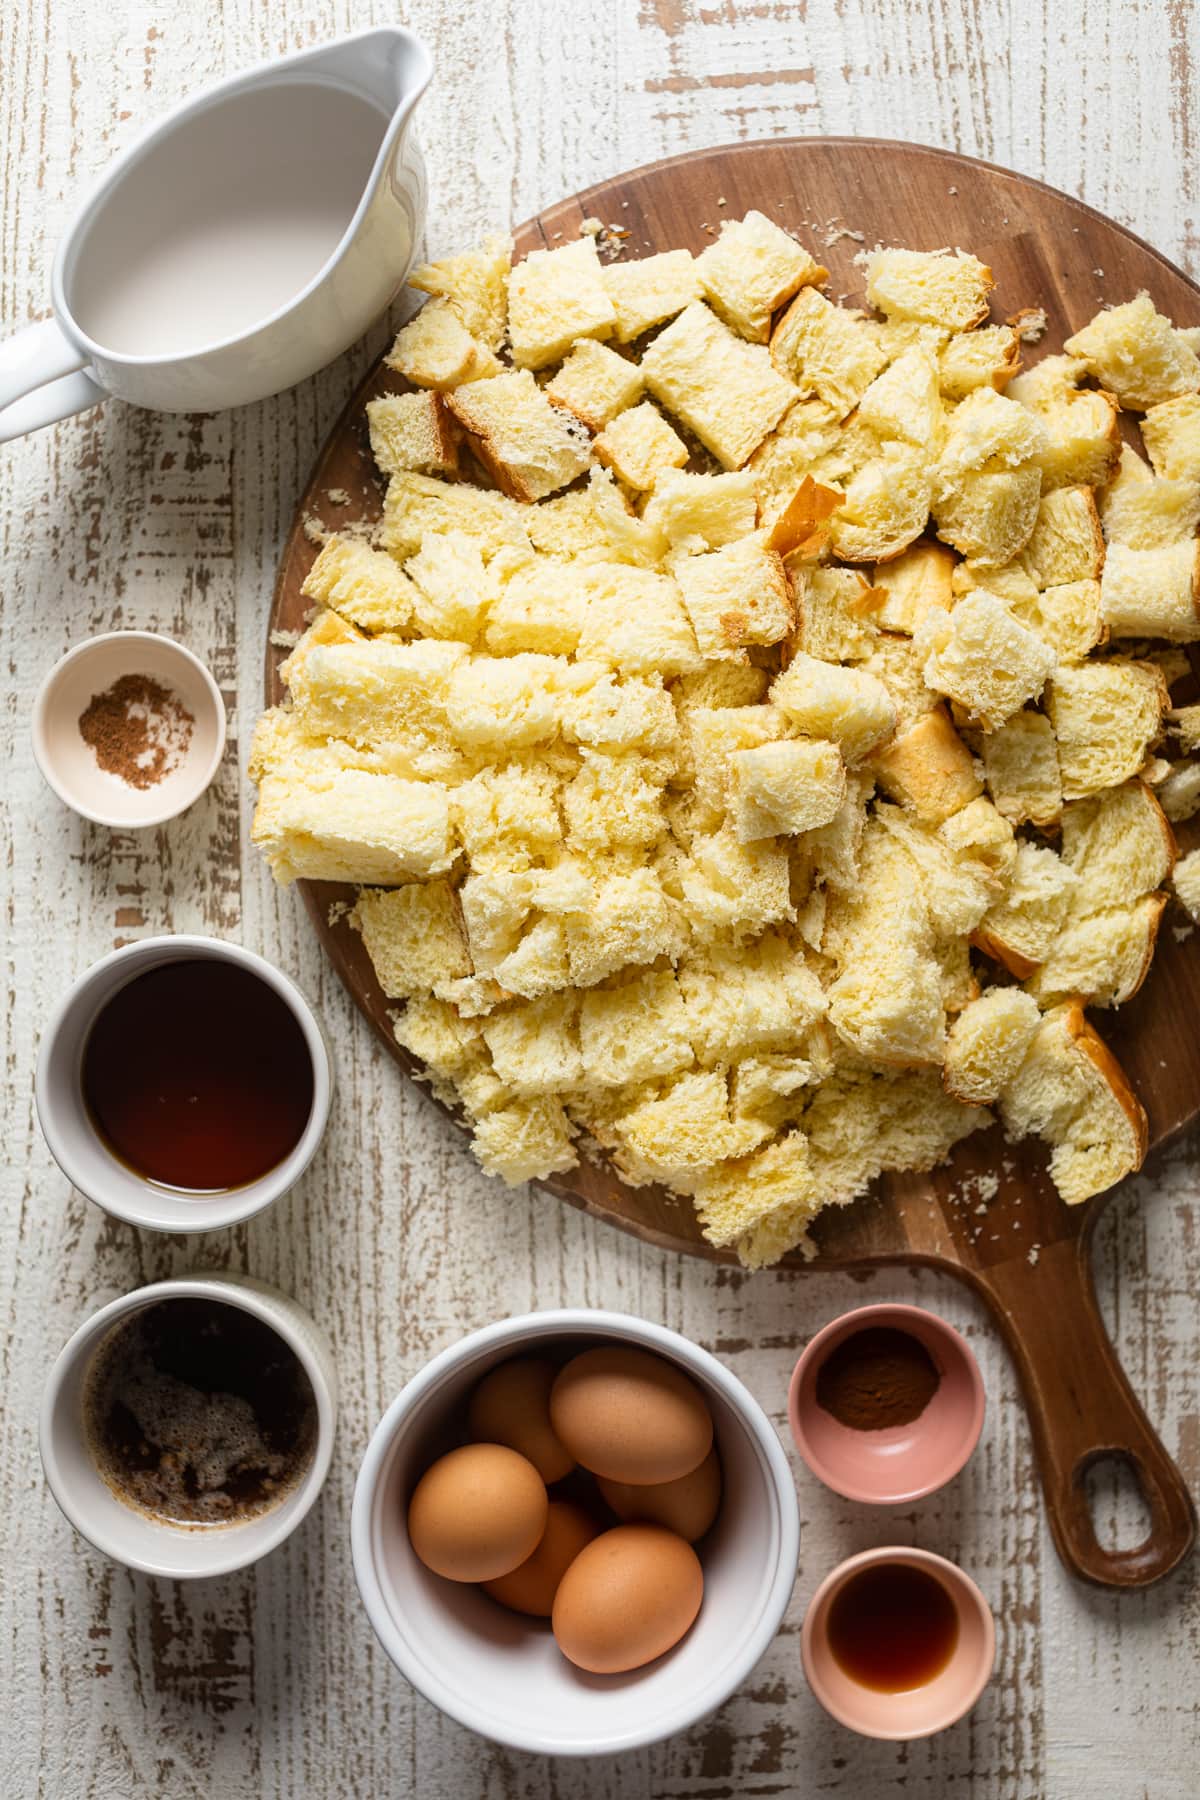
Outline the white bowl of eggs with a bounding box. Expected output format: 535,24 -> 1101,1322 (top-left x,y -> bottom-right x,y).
351,1308 -> 800,1756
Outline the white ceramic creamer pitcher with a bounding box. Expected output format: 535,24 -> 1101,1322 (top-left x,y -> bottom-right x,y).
0,27 -> 431,442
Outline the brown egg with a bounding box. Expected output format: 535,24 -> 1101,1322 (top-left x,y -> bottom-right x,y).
597,1447 -> 722,1542
549,1346 -> 713,1485
482,1499 -> 599,1616
407,1443 -> 548,1583
552,1524 -> 704,1673
466,1357 -> 574,1483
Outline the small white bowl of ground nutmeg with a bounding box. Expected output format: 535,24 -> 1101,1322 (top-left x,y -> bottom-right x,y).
32,631 -> 225,828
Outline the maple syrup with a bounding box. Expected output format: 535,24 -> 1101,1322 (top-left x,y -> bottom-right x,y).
82,958 -> 314,1190
828,1561 -> 959,1692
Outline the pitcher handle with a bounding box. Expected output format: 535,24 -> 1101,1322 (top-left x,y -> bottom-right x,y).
0,317 -> 106,443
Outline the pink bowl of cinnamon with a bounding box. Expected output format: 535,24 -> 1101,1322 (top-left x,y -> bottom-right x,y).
33,631 -> 225,828
788,1304 -> 985,1505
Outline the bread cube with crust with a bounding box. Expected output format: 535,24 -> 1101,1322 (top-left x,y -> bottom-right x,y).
408,233 -> 512,351
771,654 -> 897,762
1059,779 -> 1175,912
352,880 -> 469,999
545,339 -> 643,431
938,325 -> 1021,399
1020,487 -> 1105,587
445,370 -> 592,502
860,631 -> 940,734
564,867 -> 682,987
602,249 -> 702,343
1064,293 -> 1200,409
278,607 -> 363,690
916,591 -> 1056,730
857,348 -> 944,446
385,297 -> 501,389
1160,759 -> 1200,821
1142,393 -> 1200,480
1102,469 -> 1200,551
872,704 -> 982,823
578,970 -> 694,1087
484,556 -> 588,656
865,248 -> 994,331
458,866 -> 536,969
452,758 -> 563,866
252,763 -> 453,885
1010,371 -> 1121,490
1173,847 -> 1200,920
522,486 -> 611,560
943,988 -> 1042,1103
982,709 -> 1062,827
674,535 -> 795,660
796,565 -> 881,662
367,391 -> 460,477
999,1003 -> 1146,1204
932,464 -> 1043,567
584,466 -> 668,566
973,840 -> 1077,977
694,1132 -> 814,1249
447,651 -> 566,752
563,750 -> 667,851
642,302 -> 796,468
686,703 -> 790,811
614,1070 -> 772,1188
696,210 -> 827,342
471,1096 -> 578,1184
643,469 -> 759,550
871,539 -> 956,635
382,471 -> 531,560
506,237 -> 616,369
481,995 -> 584,1096
829,442 -> 934,563
1045,659 -> 1169,798
593,402 -> 688,491
729,738 -> 846,841
287,637 -> 464,769
769,285 -> 887,418
301,536 -> 416,634
1013,579 -> 1105,662
405,531 -> 492,644
575,563 -> 701,677
1100,540 -> 1200,639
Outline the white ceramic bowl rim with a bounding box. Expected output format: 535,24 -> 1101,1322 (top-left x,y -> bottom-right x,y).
34,934 -> 332,1232
39,1273 -> 338,1578
31,630 -> 227,828
351,1308 -> 801,1757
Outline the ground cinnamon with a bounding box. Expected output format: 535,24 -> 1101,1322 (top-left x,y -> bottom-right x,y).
78,673 -> 195,790
815,1325 -> 940,1431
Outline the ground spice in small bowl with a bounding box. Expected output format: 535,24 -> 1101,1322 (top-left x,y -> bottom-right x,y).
78,673 -> 195,790
815,1325 -> 940,1431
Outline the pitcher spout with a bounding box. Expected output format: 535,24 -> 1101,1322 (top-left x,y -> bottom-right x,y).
287,25 -> 433,125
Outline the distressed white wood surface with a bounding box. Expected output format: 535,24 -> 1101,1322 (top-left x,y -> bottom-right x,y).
1,2 -> 1198,1795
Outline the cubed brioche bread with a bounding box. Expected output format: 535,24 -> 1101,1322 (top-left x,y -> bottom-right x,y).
871,539 -> 956,634
865,248 -> 994,331
385,298 -> 501,390
769,285 -> 886,418
1064,293 -> 1200,409
729,737 -> 846,841
408,233 -> 512,351
252,764 -> 454,886
795,565 -> 881,663
982,709 -> 1063,827
1173,847 -> 1200,921
445,370 -> 592,502
382,470 -> 532,560
939,387 -> 1047,476
871,704 -> 982,823
1059,780 -> 1175,913
1160,759 -> 1200,821
506,237 -> 616,369
1025,893 -> 1168,1008
367,391 -> 460,477
601,248 -> 702,344
999,1004 -> 1147,1205
938,325 -> 1021,399
770,654 -> 897,762
932,464 -> 1043,568
612,1070 -> 771,1188
856,348 -> 943,447
1100,540 -> 1200,639
1020,486 -> 1105,587
352,881 -> 470,999
470,1097 -> 578,1184
829,442 -> 934,564
593,402 -> 688,491
972,840 -> 1077,978
406,531 -> 492,643
545,339 -> 643,431
643,469 -> 759,551
695,209 -> 826,342
943,987 -> 1042,1103
1099,443 -> 1200,549
693,1132 -> 815,1249
916,591 -> 1056,730
1044,659 -> 1169,798
1141,392 -> 1200,481
301,536 -> 416,634
674,535 -> 795,659
642,301 -> 796,469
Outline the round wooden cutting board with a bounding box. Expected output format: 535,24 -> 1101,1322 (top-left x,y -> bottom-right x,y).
268,139 -> 1199,1588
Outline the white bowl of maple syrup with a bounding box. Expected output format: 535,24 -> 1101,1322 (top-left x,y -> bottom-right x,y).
32,630 -> 226,828
34,935 -> 332,1231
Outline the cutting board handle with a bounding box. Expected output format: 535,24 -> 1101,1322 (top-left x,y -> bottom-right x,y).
980,1237 -> 1196,1588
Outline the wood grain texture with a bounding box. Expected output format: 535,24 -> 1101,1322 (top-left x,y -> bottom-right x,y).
1,2 -> 1198,1796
